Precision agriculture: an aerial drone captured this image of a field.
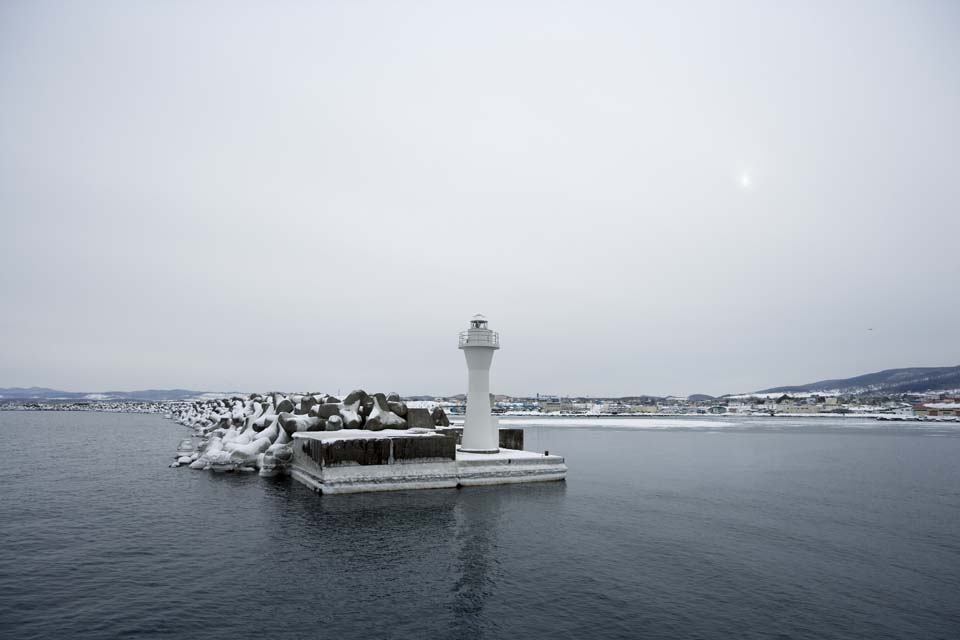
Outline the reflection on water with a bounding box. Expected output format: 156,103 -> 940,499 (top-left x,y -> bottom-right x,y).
447,483 -> 567,639
452,492 -> 498,638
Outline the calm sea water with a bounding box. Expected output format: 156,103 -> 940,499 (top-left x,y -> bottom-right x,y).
1,411 -> 958,640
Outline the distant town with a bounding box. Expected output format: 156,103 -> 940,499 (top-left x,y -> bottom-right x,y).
2,390 -> 958,421
432,391 -> 960,420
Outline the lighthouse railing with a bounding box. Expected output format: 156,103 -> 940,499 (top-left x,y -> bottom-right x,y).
459,330 -> 499,348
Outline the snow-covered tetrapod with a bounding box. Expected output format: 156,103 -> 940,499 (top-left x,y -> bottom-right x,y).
459,314 -> 500,453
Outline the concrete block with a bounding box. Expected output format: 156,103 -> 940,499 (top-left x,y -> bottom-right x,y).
318,438 -> 392,467
392,435 -> 456,462
405,408 -> 435,429
432,427 -> 523,450
498,428 -> 524,450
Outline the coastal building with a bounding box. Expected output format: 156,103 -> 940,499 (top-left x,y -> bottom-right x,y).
538,398 -> 591,413
914,402 -> 960,418
775,395 -> 797,413
631,404 -> 659,414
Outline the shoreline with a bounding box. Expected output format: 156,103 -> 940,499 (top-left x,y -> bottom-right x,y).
1,404 -> 956,423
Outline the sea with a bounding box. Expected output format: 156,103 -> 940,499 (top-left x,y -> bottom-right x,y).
1,411 -> 958,639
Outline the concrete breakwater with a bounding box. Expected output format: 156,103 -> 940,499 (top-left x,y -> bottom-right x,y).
170,390 -> 566,494
169,390 -> 451,474
290,431 -> 566,495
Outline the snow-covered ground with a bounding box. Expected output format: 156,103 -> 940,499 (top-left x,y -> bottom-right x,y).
452,415 -> 960,431
494,417 -> 737,429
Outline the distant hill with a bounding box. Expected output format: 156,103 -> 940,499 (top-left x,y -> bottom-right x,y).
0,387 -> 231,401
755,366 -> 960,395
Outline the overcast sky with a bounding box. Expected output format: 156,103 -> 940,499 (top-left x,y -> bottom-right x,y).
1,1 -> 958,397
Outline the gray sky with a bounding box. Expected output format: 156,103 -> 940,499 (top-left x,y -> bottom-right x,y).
1,1 -> 958,397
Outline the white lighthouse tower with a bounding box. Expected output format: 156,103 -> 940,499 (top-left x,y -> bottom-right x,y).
458,314 -> 500,453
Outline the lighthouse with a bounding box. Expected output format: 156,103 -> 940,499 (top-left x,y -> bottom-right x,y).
459,314 -> 500,453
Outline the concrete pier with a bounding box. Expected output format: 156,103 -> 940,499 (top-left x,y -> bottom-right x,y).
286,316 -> 566,495
289,431 -> 566,495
